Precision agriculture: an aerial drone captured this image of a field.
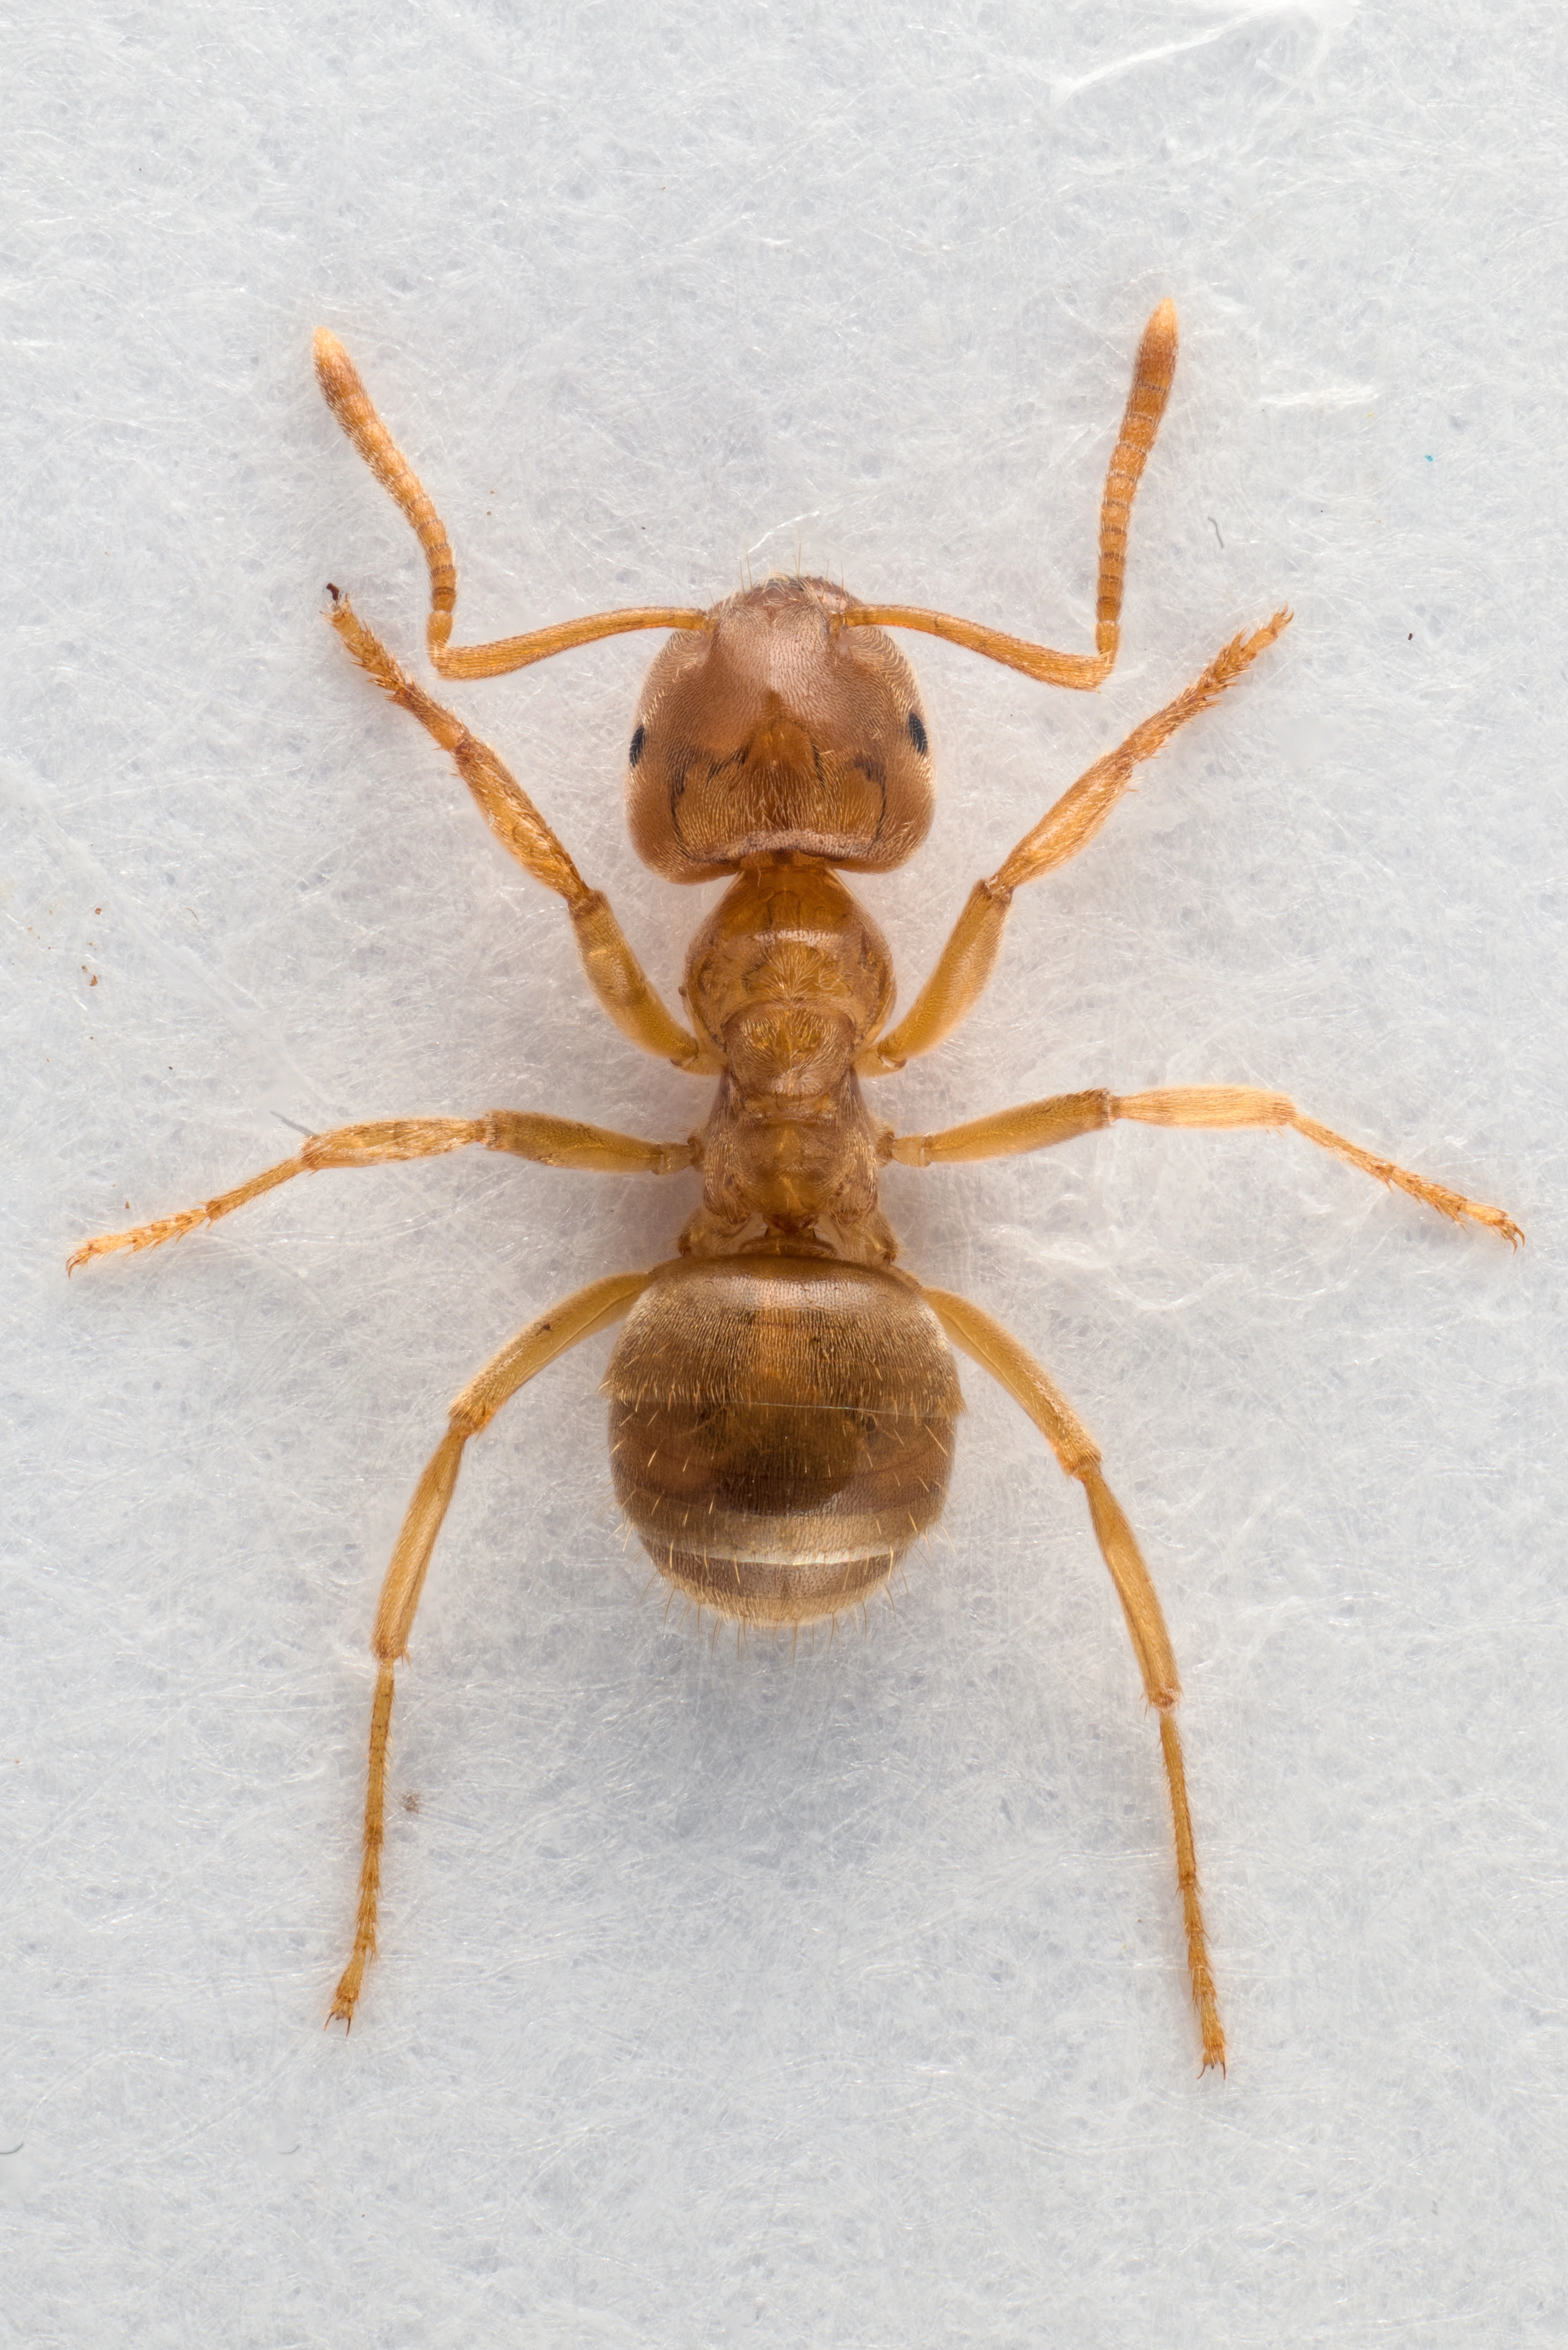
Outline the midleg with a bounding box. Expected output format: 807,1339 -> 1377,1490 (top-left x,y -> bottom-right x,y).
841,300 -> 1180,689
70,1113 -> 697,1271
314,331 -> 705,679
922,1282 -> 1225,2070
856,615 -> 1290,1076
326,597 -> 712,1071
329,1267 -> 655,2026
891,1085 -> 1521,1245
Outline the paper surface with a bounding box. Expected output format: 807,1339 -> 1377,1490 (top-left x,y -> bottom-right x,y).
7,3 -> 1563,2342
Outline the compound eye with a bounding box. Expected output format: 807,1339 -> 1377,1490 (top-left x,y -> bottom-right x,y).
905,710 -> 928,757
628,723 -> 647,768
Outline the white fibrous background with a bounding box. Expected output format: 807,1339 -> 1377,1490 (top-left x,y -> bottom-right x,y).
6,5 -> 1564,2344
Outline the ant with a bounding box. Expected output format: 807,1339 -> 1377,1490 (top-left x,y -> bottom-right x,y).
71,303 -> 1520,2067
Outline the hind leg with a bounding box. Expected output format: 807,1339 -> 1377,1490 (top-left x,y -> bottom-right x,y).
329,1267 -> 654,2026
923,1282 -> 1225,2071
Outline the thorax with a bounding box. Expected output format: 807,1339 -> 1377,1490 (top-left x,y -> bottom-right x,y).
681,861 -> 897,1253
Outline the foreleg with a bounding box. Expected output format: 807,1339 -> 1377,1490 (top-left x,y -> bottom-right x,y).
857,617 -> 1290,1076
326,597 -> 714,1069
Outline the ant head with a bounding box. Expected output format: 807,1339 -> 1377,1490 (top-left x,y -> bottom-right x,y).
625,577 -> 934,881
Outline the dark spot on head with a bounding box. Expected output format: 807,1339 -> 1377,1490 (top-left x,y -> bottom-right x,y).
906,710 -> 928,756
628,723 -> 646,767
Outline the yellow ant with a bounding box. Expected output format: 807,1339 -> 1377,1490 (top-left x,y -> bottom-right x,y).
71,302 -> 1521,2068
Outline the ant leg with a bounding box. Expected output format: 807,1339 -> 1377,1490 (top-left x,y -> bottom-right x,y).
1110,1089 -> 1522,1244
891,1086 -> 1521,1246
857,615 -> 1291,1077
70,1114 -> 698,1271
329,1267 -> 654,2027
842,300 -> 1180,689
314,332 -> 704,679
891,1090 -> 1114,1167
325,598 -> 716,1072
921,1282 -> 1225,2073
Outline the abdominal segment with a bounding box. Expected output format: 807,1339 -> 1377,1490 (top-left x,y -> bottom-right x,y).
605,1255 -> 961,1625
